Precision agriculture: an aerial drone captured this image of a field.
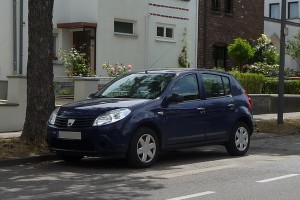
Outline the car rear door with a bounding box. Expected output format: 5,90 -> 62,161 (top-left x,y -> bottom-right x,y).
200,73 -> 235,141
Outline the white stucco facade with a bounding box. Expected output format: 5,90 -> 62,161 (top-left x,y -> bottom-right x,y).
0,0 -> 198,99
0,0 -> 14,81
264,0 -> 300,70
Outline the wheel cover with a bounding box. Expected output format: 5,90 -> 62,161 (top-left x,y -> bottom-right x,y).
137,134 -> 156,163
235,127 -> 249,151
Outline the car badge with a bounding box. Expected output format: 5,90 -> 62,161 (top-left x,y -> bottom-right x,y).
67,119 -> 75,127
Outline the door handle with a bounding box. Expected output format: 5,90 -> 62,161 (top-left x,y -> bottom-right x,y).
228,104 -> 235,110
197,107 -> 206,114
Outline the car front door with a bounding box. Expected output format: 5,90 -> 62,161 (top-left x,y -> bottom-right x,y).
164,73 -> 208,145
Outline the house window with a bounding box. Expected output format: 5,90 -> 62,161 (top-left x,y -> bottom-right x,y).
52,33 -> 58,60
212,0 -> 220,11
156,25 -> 174,40
269,3 -> 280,19
213,45 -> 227,69
288,2 -> 299,19
225,0 -> 233,13
114,20 -> 134,35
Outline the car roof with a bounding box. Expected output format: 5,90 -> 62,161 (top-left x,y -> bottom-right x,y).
134,68 -> 231,76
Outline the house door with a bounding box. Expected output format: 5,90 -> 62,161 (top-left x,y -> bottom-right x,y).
73,30 -> 95,72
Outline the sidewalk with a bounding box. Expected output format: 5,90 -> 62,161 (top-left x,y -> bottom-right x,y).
1,112 -> 300,139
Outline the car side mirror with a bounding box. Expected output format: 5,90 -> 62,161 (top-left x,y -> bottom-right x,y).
167,93 -> 184,103
88,93 -> 96,99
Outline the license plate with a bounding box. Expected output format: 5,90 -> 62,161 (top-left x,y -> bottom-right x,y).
58,131 -> 81,140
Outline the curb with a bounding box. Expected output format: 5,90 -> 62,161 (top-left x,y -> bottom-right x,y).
0,154 -> 59,168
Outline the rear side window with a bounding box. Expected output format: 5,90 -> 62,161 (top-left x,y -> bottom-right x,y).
172,74 -> 200,101
202,74 -> 231,98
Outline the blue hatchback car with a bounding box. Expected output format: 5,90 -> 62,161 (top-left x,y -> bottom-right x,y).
47,69 -> 253,168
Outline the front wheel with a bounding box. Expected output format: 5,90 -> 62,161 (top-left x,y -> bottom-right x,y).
126,127 -> 159,168
225,122 -> 250,156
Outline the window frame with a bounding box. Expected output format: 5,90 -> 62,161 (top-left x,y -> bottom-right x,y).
225,0 -> 233,13
269,3 -> 280,19
114,19 -> 136,36
202,73 -> 232,99
171,73 -> 200,102
212,44 -> 227,70
156,23 -> 175,42
212,0 -> 221,11
288,1 -> 299,19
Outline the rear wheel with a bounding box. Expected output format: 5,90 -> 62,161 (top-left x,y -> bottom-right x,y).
225,122 -> 250,156
126,127 -> 159,168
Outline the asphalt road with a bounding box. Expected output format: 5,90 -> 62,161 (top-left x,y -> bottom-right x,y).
0,134 -> 299,200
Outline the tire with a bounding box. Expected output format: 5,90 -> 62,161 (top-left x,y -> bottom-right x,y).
126,127 -> 159,168
225,122 -> 250,156
60,155 -> 83,163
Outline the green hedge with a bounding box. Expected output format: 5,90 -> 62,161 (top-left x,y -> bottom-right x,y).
262,79 -> 300,94
231,72 -> 266,94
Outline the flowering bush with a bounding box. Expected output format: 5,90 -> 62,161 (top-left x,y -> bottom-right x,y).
178,46 -> 188,68
102,62 -> 132,77
59,46 -> 93,77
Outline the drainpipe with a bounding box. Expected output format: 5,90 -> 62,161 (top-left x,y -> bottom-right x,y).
19,0 -> 24,74
203,0 -> 207,68
13,0 -> 17,75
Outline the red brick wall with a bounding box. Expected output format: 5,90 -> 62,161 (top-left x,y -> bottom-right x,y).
198,0 -> 264,69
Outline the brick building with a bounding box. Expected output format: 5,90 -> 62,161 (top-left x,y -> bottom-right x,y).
198,0 -> 264,69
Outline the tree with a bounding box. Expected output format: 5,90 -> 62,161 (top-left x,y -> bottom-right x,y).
286,31 -> 300,60
228,38 -> 254,71
21,0 -> 55,143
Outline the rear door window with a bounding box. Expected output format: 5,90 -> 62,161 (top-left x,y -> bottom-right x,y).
202,74 -> 231,98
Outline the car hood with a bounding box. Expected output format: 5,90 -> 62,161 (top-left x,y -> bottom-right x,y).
58,98 -> 151,116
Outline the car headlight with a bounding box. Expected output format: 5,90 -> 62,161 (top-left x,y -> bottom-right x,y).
93,108 -> 131,126
48,108 -> 60,125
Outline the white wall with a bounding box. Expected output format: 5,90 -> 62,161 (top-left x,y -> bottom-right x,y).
96,0 -> 148,76
264,0 -> 300,70
0,0 -> 14,81
147,0 -> 197,69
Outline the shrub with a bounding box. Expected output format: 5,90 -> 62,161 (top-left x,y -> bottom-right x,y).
228,38 -> 254,71
59,46 -> 93,77
262,78 -> 300,94
231,72 -> 266,94
248,62 -> 279,77
252,34 -> 279,65
102,62 -> 132,77
286,31 -> 300,60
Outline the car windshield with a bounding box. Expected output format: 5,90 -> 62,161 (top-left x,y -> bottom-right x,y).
95,73 -> 175,99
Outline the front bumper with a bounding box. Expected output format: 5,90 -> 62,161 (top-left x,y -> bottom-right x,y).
47,123 -> 131,157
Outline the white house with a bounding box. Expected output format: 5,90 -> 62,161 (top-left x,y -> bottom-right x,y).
264,0 -> 300,70
0,0 -> 198,99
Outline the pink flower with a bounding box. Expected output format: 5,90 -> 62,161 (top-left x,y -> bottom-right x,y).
110,67 -> 115,72
127,64 -> 132,70
117,65 -> 123,71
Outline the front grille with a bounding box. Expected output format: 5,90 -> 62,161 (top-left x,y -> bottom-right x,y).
55,116 -> 95,128
53,140 -> 94,151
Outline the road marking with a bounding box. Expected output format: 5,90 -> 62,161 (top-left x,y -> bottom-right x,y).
166,191 -> 215,200
256,174 -> 300,183
159,164 -> 238,178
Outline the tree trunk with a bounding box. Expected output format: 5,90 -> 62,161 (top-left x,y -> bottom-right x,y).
21,0 -> 55,143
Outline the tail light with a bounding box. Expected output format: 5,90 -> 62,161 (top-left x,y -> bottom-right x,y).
244,91 -> 252,111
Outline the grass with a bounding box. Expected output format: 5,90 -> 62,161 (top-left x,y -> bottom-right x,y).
254,118 -> 300,135
0,118 -> 299,159
0,138 -> 49,159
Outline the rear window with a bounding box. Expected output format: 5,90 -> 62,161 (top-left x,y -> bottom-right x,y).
202,74 -> 231,98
